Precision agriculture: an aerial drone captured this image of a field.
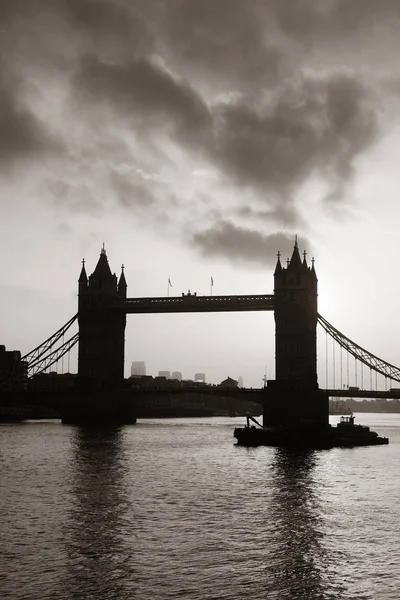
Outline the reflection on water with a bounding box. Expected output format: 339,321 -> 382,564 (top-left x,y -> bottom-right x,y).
2,416 -> 400,600
62,427 -> 136,599
266,449 -> 345,600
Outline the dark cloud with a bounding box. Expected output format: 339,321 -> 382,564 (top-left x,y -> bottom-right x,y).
211,73 -> 378,198
266,0 -> 400,48
45,179 -> 102,216
110,170 -> 159,211
0,0 -> 150,58
74,55 -> 211,144
191,221 -> 312,266
146,0 -> 289,94
73,54 -> 378,212
0,85 -> 61,167
0,0 -> 395,262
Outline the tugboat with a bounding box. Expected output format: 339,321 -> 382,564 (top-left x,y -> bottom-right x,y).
234,414 -> 389,449
334,415 -> 389,447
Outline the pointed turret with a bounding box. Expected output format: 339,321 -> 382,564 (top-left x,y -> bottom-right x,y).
118,264 -> 127,297
311,256 -> 318,282
79,259 -> 87,283
274,251 -> 283,276
302,249 -> 308,270
92,245 -> 113,279
287,236 -> 302,271
88,244 -> 117,293
78,259 -> 88,293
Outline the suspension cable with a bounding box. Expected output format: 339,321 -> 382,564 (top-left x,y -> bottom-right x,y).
22,314 -> 78,363
318,313 -> 400,383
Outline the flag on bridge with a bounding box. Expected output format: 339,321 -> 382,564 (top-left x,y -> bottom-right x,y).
168,278 -> 172,287
211,276 -> 213,287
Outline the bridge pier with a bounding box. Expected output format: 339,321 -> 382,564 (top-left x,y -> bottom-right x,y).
60,387 -> 136,425
263,380 -> 329,428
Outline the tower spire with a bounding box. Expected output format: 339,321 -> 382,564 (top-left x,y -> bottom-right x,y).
78,258 -> 87,283
78,258 -> 88,294
288,235 -> 302,270
302,249 -> 308,268
274,250 -> 283,275
118,263 -> 127,297
311,256 -> 317,281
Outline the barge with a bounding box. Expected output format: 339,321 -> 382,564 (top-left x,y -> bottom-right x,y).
234,415 -> 389,449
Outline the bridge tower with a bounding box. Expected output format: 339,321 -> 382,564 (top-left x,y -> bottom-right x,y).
264,239 -> 328,427
62,247 -> 135,424
77,247 -> 127,387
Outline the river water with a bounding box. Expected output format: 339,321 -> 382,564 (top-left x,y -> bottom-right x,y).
1,413 -> 399,600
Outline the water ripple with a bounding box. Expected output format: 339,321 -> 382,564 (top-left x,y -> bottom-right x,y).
0,414 -> 399,600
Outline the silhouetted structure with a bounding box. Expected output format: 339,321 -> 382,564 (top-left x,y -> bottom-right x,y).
28,372 -> 76,390
62,250 -> 135,424
78,249 -> 126,386
0,345 -> 27,390
2,240 -> 398,433
263,240 -> 328,427
219,377 -> 238,388
71,241 -> 329,426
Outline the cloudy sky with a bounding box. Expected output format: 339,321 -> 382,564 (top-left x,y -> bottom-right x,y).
1,0 -> 400,386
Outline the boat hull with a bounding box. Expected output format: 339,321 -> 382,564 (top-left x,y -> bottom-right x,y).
233,424 -> 389,449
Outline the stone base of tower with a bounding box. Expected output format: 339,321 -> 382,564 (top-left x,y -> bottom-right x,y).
262,380 -> 329,429
61,388 -> 136,425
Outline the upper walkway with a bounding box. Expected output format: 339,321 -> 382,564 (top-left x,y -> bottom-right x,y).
120,294 -> 275,314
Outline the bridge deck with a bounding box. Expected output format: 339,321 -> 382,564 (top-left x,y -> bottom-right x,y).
120,294 -> 275,313
129,386 -> 400,400
324,389 -> 400,399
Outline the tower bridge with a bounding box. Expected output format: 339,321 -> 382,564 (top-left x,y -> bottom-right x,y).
71,240 -> 322,424
4,239 -> 400,425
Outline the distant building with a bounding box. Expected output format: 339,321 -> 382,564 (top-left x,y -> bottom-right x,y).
131,361 -> 146,377
194,372 -> 206,382
28,372 -> 76,391
171,371 -> 182,381
129,375 -> 154,387
218,377 -> 238,388
158,370 -> 170,379
237,376 -> 243,388
0,345 -> 28,390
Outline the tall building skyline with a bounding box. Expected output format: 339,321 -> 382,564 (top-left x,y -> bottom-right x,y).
158,370 -> 171,379
131,361 -> 146,377
129,363 -> 208,382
